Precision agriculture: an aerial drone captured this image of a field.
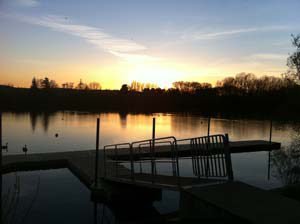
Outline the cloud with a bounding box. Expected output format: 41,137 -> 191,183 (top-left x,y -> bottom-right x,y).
249,53 -> 288,61
13,0 -> 39,7
0,13 -> 156,62
182,26 -> 292,41
110,51 -> 160,63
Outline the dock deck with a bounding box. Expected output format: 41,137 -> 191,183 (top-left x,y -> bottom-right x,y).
2,139 -> 280,188
106,140 -> 280,160
2,149 -> 225,190
3,139 -> 299,224
181,181 -> 300,223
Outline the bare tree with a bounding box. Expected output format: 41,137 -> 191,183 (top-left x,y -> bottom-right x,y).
76,79 -> 88,90
62,82 -> 74,89
89,82 -> 101,90
287,34 -> 300,82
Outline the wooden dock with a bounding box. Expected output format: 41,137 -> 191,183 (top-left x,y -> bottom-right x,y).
2,139 -> 280,188
106,140 -> 281,160
180,181 -> 300,223
4,139 -> 300,224
2,149 -> 225,190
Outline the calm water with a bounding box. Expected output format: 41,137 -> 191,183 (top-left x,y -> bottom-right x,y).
2,111 -> 300,189
2,169 -> 173,224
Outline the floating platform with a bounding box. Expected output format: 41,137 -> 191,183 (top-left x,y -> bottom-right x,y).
180,181 -> 300,224
3,140 -> 300,223
2,140 -> 280,188
106,140 -> 281,161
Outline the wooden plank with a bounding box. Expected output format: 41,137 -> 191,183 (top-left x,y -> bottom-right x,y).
183,181 -> 300,224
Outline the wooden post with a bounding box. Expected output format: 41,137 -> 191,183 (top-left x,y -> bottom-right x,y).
151,117 -> 156,181
224,133 -> 234,181
207,116 -> 211,137
130,144 -> 135,181
0,112 -> 2,223
269,120 -> 273,143
267,151 -> 271,180
94,118 -> 100,188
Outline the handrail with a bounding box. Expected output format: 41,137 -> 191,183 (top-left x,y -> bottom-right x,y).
104,142 -> 131,149
131,136 -> 177,146
176,134 -> 226,144
101,134 -> 232,185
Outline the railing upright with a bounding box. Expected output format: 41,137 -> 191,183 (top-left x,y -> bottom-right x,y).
152,118 -> 156,183
129,144 -> 135,181
269,120 -> 273,143
224,133 -> 234,181
115,145 -> 118,177
94,118 -> 100,187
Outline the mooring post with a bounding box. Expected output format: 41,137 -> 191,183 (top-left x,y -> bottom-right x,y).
129,144 -> 135,181
224,133 -> 234,181
267,150 -> 271,180
0,112 -> 2,223
269,119 -> 273,143
207,116 -> 211,137
94,118 -> 100,188
151,117 -> 156,182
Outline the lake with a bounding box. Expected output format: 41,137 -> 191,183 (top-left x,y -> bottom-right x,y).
2,168 -> 172,224
2,111 -> 300,189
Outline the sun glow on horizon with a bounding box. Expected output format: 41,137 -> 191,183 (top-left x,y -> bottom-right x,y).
127,64 -> 184,89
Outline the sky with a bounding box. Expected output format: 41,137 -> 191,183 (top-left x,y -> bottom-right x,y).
0,0 -> 299,89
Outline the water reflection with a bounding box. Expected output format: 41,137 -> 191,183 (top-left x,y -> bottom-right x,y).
1,169 -> 163,224
118,112 -> 128,129
29,112 -> 56,133
272,133 -> 300,185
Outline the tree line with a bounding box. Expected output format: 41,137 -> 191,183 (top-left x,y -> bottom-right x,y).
31,77 -> 102,90
0,34 -> 300,116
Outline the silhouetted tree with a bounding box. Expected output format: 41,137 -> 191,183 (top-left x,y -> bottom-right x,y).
76,79 -> 88,90
120,84 -> 129,93
41,77 -> 51,89
173,81 -> 212,92
31,77 -> 39,89
49,80 -> 59,88
89,82 -> 101,90
62,82 -> 74,89
287,34 -> 300,82
130,81 -> 157,91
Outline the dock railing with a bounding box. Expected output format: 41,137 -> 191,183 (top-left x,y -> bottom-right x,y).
102,134 -> 233,187
103,136 -> 180,184
176,134 -> 233,181
103,143 -> 131,178
131,136 -> 179,183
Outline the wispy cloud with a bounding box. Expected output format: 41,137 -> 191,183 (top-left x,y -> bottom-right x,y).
249,53 -> 288,61
12,0 -> 39,7
0,13 -> 156,62
182,26 -> 292,40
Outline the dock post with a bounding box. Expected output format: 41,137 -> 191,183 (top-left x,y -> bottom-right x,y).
269,120 -> 273,143
0,112 -> 2,223
94,118 -> 100,188
130,144 -> 135,181
224,133 -> 234,181
151,117 -> 156,182
207,116 -> 211,136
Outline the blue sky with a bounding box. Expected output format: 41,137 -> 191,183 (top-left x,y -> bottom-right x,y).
0,0 -> 299,88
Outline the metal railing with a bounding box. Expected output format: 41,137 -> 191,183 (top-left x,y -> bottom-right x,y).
101,134 -> 233,186
103,143 -> 131,178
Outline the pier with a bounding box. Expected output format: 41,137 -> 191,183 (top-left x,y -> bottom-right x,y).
3,117 -> 300,223
2,135 -> 280,190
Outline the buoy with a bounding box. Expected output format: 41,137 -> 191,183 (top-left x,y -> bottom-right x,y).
2,143 -> 8,151
55,133 -> 59,138
22,145 -> 28,155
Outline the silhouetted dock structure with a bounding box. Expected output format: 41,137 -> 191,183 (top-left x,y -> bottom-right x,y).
3,127 -> 300,223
